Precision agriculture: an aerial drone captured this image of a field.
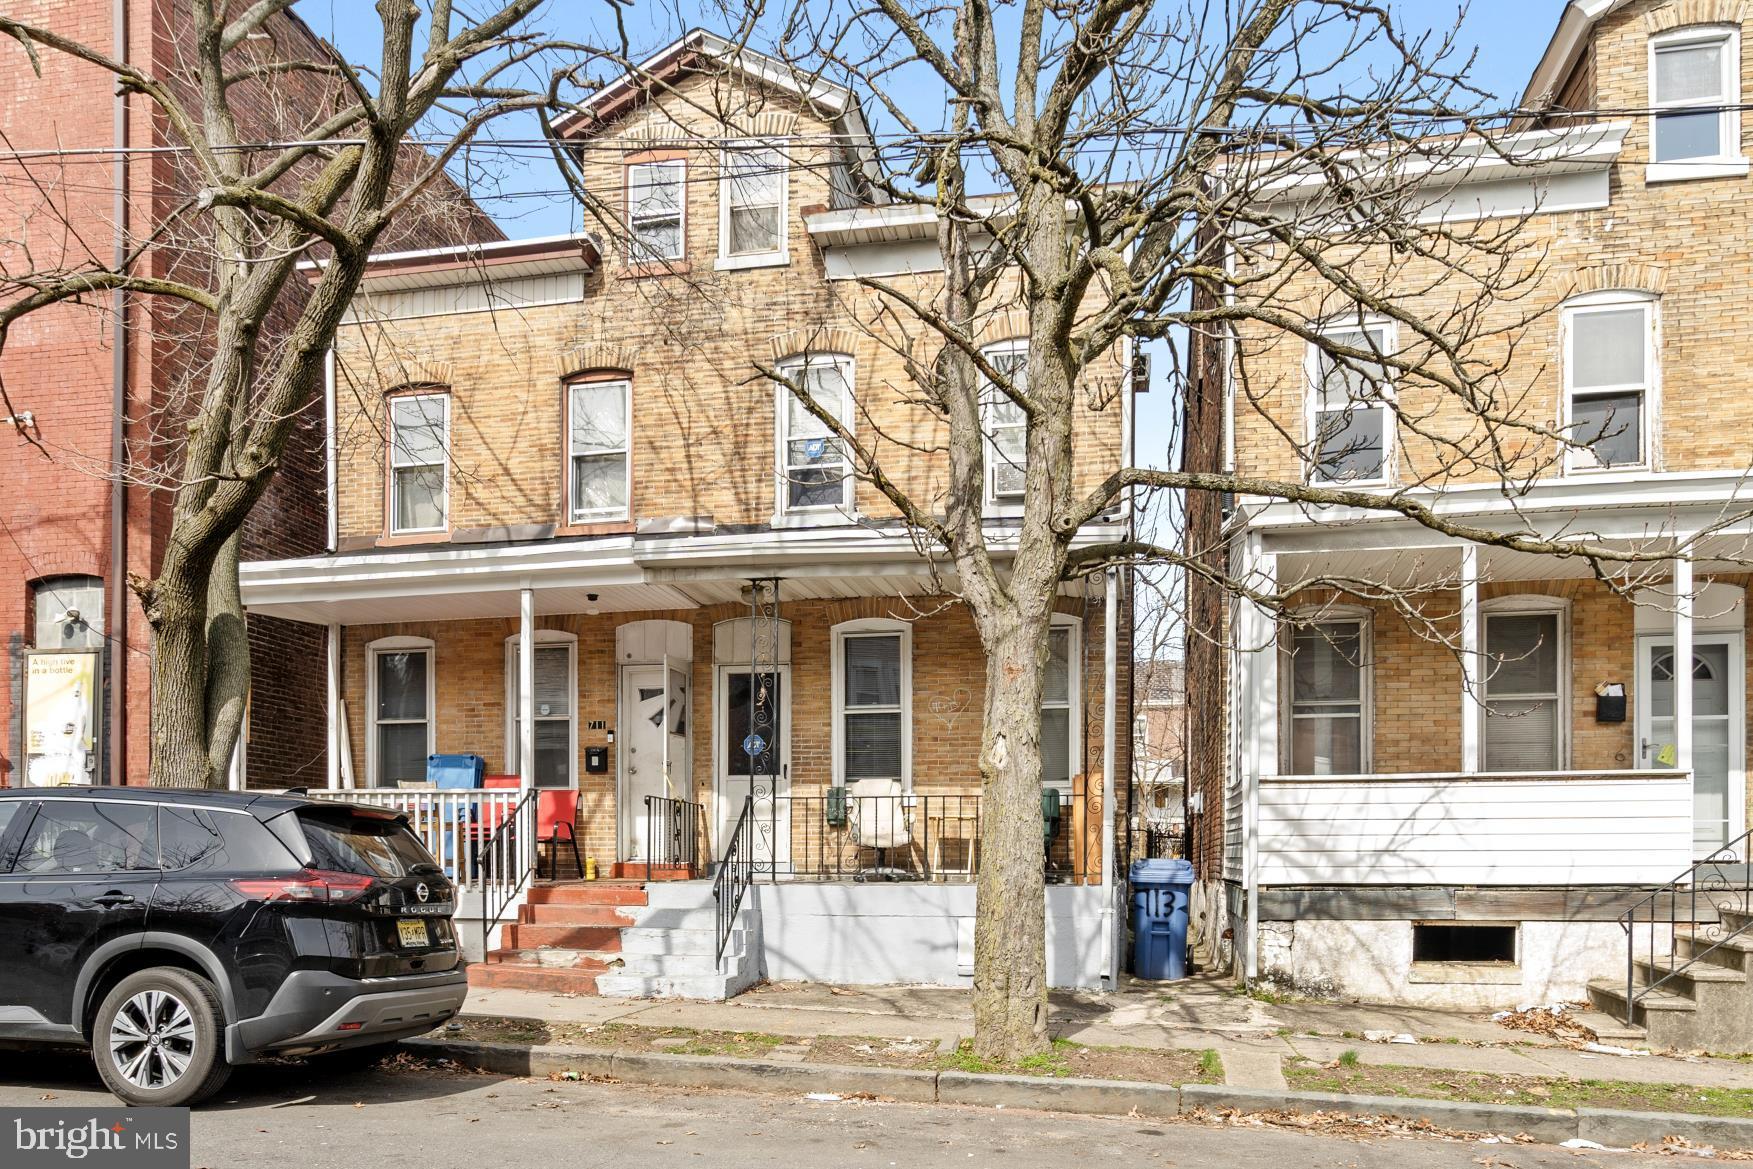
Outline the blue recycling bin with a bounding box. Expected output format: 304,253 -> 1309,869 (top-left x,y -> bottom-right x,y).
1130,858 -> 1194,981
427,753 -> 485,788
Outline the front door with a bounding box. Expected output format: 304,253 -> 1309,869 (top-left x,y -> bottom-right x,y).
1639,634 -> 1745,857
619,664 -> 688,861
715,667 -> 790,872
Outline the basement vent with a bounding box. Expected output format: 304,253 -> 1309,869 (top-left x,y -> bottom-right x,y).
1412,923 -> 1517,964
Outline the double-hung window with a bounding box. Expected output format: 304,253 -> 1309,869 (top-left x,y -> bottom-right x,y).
627,160 -> 685,262
835,623 -> 909,789
371,641 -> 433,786
388,393 -> 448,534
1042,623 -> 1078,789
981,341 -> 1029,504
776,355 -> 853,514
1650,27 -> 1744,179
1288,620 -> 1368,774
719,142 -> 785,265
568,378 -> 630,521
1309,323 -> 1394,484
507,635 -> 576,789
1482,608 -> 1565,772
1564,295 -> 1655,470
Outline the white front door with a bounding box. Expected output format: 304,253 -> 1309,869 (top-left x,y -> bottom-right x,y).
620,664 -> 680,861
715,665 -> 791,872
1638,633 -> 1745,857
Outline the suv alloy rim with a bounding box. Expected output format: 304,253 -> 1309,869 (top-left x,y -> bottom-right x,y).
109,990 -> 197,1091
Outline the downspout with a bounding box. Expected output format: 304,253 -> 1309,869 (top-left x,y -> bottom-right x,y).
324,347 -> 337,553
1101,568 -> 1119,986
107,0 -> 129,787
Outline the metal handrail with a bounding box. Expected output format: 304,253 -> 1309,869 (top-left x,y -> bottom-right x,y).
1620,826 -> 1753,1023
644,794 -> 703,883
478,789 -> 537,959
713,796 -> 754,970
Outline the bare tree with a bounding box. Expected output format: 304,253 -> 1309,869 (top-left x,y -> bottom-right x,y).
0,0 -> 557,787
702,0 -> 1753,1061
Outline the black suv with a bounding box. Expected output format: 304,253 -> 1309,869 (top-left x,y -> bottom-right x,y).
0,787 -> 467,1106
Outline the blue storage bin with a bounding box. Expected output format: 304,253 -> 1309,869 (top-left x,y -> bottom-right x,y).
1129,858 -> 1194,981
427,753 -> 485,789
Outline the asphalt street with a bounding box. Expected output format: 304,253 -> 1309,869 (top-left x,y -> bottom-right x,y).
0,1049 -> 1690,1169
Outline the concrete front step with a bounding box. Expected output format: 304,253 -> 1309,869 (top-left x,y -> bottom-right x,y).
1571,1007 -> 1649,1046
1631,956 -> 1748,999
468,961 -> 600,994
526,883 -> 650,907
1586,977 -> 1753,1052
619,926 -> 741,956
518,903 -> 641,927
594,971 -> 752,1001
608,863 -> 696,880
1676,926 -> 1753,971
486,947 -> 614,971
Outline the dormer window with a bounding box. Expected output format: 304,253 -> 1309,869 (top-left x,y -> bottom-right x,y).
1649,27 -> 1746,182
718,142 -> 787,268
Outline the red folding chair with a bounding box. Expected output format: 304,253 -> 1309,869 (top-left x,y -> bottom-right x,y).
469,775 -> 521,879
537,789 -> 583,881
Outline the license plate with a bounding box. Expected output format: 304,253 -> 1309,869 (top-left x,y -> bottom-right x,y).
397,919 -> 428,948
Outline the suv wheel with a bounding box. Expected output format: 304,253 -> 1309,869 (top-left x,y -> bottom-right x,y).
93,968 -> 232,1107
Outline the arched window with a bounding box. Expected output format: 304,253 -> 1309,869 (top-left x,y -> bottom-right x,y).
1648,24 -> 1745,182
31,575 -> 104,650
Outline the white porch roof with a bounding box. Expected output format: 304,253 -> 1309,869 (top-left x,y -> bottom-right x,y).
239,523 -> 1124,625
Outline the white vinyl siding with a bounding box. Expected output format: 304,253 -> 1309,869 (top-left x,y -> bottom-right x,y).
776,355 -> 854,514
1564,296 -> 1655,470
1483,611 -> 1565,772
388,394 -> 448,533
1308,323 -> 1394,484
568,380 -> 631,521
627,160 -> 685,262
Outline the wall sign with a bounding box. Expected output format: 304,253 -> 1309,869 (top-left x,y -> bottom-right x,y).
24,650 -> 100,786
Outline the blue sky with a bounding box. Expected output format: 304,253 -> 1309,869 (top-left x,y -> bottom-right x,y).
294,1 -> 1563,471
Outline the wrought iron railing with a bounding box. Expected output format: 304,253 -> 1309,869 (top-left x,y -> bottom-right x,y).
722,792 -> 1093,884
478,789 -> 537,956
644,794 -> 702,882
1620,827 -> 1753,1024
713,795 -> 755,970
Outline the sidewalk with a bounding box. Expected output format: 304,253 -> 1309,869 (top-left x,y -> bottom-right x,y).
459,973 -> 1753,1093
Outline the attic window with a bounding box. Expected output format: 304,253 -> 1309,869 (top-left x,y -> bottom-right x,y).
1648,27 -> 1747,182
1412,923 -> 1517,965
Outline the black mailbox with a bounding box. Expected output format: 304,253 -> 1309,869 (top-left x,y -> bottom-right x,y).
585,746 -> 609,773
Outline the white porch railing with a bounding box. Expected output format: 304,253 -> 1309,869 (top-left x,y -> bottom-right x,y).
307,787 -> 533,898
1258,770 -> 1694,886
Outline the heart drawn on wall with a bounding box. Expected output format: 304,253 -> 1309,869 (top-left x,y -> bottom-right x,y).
929,688 -> 973,731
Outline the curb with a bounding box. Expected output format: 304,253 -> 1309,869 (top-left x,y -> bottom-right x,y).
401,1037 -> 1753,1151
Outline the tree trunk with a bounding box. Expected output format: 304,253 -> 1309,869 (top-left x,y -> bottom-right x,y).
204,531 -> 249,785
971,611 -> 1054,1061
144,556 -> 219,789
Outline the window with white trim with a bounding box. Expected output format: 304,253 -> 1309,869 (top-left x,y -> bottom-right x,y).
1651,27 -> 1742,167
505,632 -> 577,789
833,620 -> 910,789
627,160 -> 685,262
981,341 -> 1029,503
1482,608 -> 1565,772
719,142 -> 786,264
776,354 -> 853,513
567,378 -> 630,521
369,638 -> 433,786
1042,620 -> 1079,789
388,393 -> 448,534
1563,294 -> 1656,470
1288,619 -> 1369,774
1308,322 -> 1394,484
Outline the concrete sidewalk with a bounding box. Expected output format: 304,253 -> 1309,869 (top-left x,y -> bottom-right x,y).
459,974 -> 1753,1093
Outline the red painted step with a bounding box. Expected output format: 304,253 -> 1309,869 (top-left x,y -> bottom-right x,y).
517,903 -> 639,928
468,961 -> 600,994
609,863 -> 696,881
502,922 -> 623,951
525,883 -> 649,907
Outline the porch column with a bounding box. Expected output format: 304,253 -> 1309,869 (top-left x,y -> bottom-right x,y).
1101,567 -> 1119,986
1241,536 -> 1277,983
326,622 -> 342,791
518,588 -> 536,794
1459,545 -> 1482,773
1673,555 -> 1694,773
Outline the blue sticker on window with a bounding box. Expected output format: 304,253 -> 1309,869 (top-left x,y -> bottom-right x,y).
742,733 -> 767,758
804,438 -> 827,460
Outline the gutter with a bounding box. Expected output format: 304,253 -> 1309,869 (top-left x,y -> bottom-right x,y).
107,0 -> 128,788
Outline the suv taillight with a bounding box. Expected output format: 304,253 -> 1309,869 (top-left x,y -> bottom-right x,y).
232,869 -> 376,903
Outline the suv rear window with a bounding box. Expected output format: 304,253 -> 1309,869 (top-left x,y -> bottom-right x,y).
297,809 -> 436,877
